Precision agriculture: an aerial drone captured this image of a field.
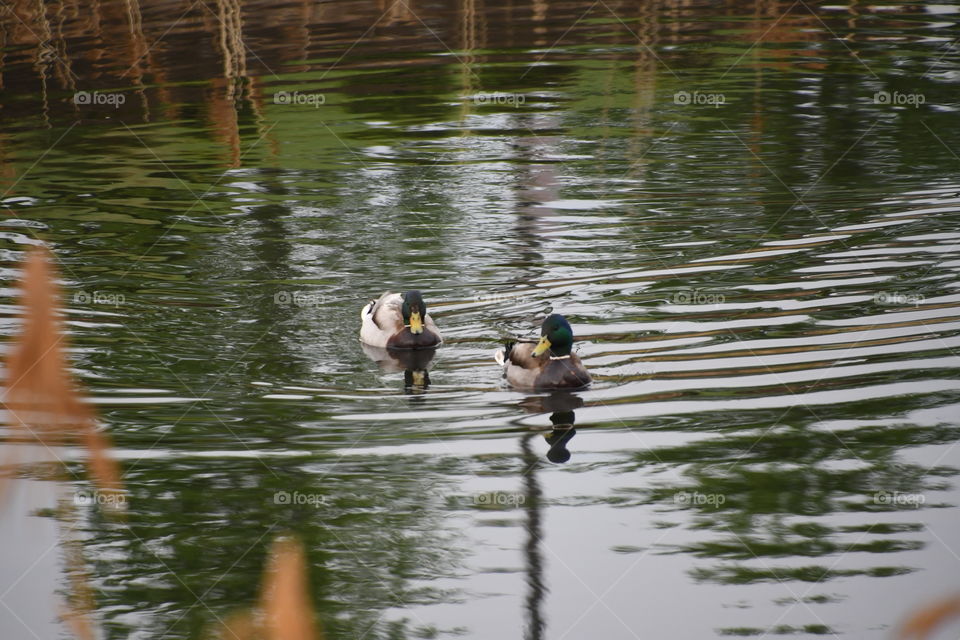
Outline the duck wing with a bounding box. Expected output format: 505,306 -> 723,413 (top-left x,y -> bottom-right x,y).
368,292 -> 403,331
504,340 -> 543,370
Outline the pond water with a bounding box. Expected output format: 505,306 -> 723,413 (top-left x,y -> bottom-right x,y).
2,0 -> 960,638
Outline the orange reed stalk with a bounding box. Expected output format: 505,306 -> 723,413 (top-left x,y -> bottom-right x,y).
220,536 -> 324,640
4,246 -> 120,494
900,594 -> 960,639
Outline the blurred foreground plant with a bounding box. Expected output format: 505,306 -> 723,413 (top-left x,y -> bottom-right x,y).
899,594 -> 960,639
3,246 -> 120,493
220,536 -> 325,640
2,249 -> 324,640
2,247 -> 123,639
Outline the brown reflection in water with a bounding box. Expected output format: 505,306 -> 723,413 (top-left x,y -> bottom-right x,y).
0,0 -> 925,86
208,0 -> 247,166
0,0 -> 930,190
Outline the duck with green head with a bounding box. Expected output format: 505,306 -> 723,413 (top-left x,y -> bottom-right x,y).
495,314 -> 591,389
360,290 -> 442,349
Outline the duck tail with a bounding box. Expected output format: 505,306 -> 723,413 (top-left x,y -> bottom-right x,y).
360,300 -> 373,320
494,341 -> 515,366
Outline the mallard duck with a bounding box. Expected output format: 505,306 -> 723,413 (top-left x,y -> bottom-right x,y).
495,314 -> 591,389
359,291 -> 442,349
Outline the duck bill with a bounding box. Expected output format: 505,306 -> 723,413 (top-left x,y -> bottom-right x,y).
409,311 -> 424,334
532,335 -> 551,357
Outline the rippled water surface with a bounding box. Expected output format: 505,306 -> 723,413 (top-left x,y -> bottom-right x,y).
2,0 -> 960,638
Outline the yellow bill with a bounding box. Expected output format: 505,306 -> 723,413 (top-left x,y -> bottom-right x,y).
532,335 -> 551,357
409,311 -> 424,334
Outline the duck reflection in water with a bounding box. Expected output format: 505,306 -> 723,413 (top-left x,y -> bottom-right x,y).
519,391 -> 583,463
360,343 -> 436,393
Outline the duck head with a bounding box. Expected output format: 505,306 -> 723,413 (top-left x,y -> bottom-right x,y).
401,290 -> 427,334
532,314 -> 574,358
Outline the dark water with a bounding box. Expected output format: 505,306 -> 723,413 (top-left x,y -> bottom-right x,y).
2,0 -> 960,638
